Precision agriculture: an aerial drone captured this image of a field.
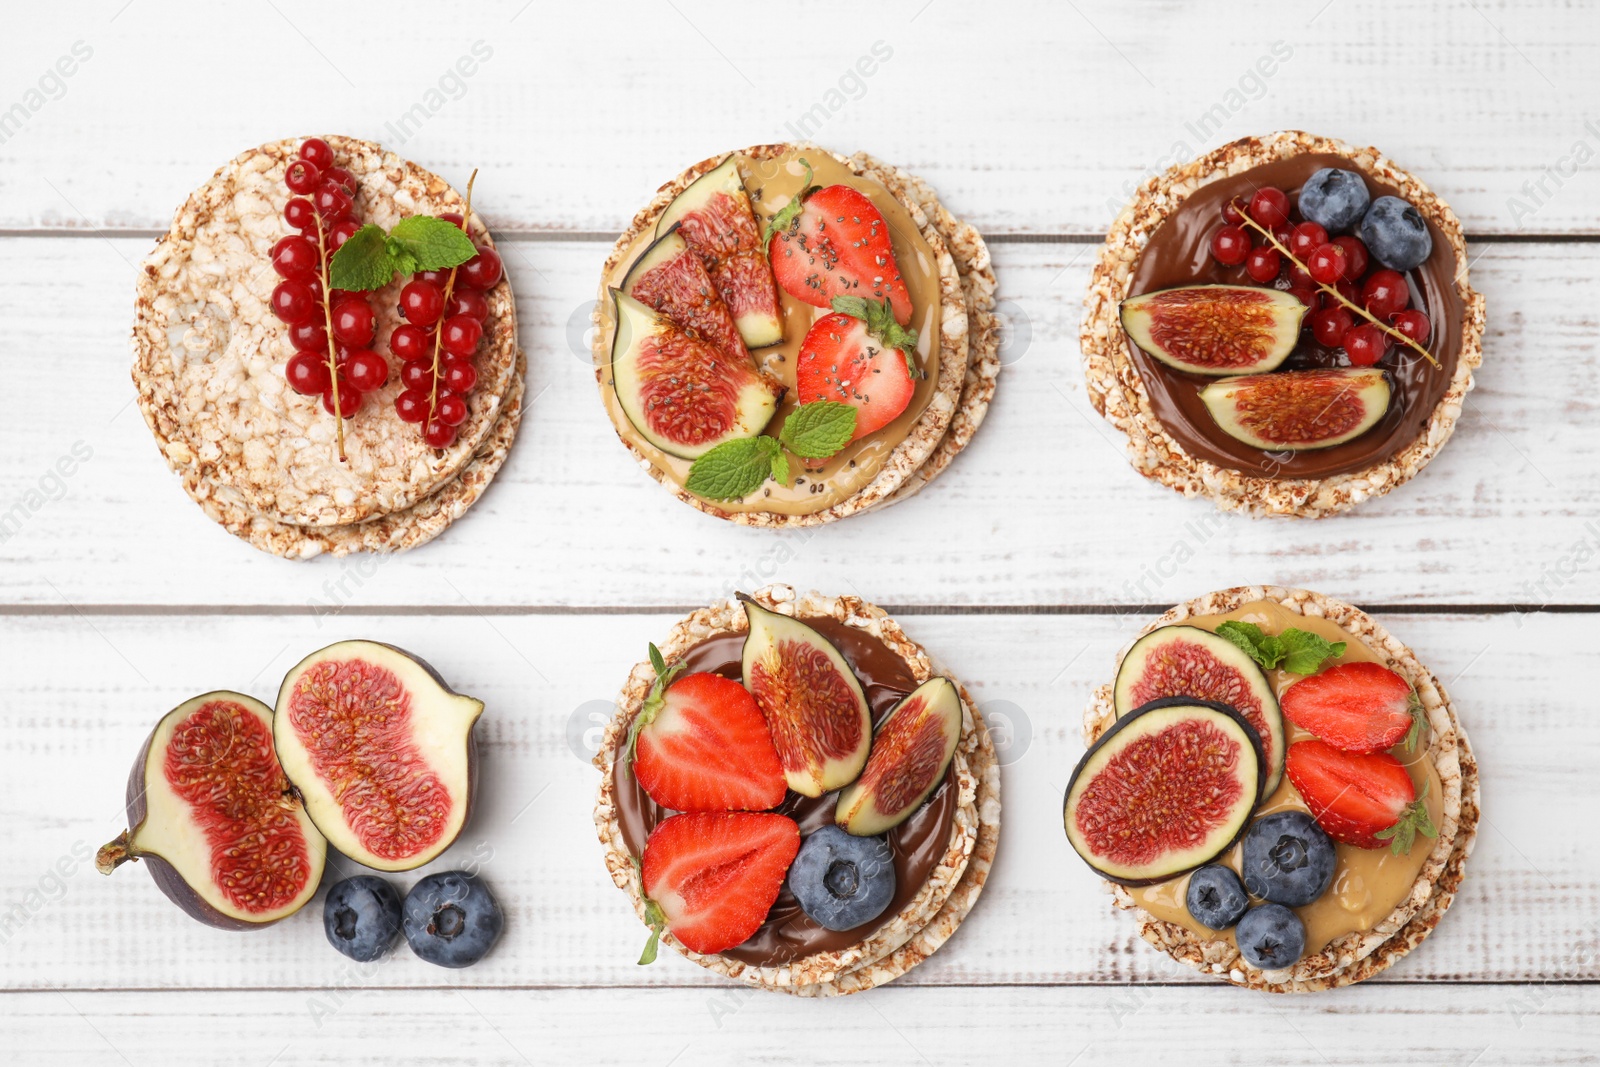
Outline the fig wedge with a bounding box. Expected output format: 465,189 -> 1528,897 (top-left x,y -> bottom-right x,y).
622,224 -> 750,365
836,677 -> 962,836
97,692 -> 327,929
1200,367 -> 1390,451
611,290 -> 781,460
739,597 -> 872,797
1064,698 -> 1263,886
274,642 -> 483,872
1121,284 -> 1303,376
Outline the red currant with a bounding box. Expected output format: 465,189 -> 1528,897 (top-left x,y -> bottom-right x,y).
330,299 -> 375,346
1306,243 -> 1347,286
288,320 -> 328,353
1311,306 -> 1354,347
1210,225 -> 1249,266
416,269 -> 452,288
284,197 -> 316,232
328,218 -> 361,253
323,165 -> 356,196
1289,222 -> 1329,261
1361,269 -> 1409,319
458,246 -> 503,290
1336,279 -> 1360,306
284,159 -> 321,196
1288,262 -> 1314,288
270,280 -> 316,325
322,385 -> 363,418
285,352 -> 331,395
298,137 -> 335,170
439,211 -> 466,231
1249,187 -> 1291,228
271,235 -> 319,280
1342,323 -> 1389,366
440,314 -> 483,357
390,324 -> 434,362
395,389 -> 431,423
447,289 -> 489,322
422,418 -> 458,448
1288,286 -> 1320,311
343,350 -> 390,392
1244,246 -> 1281,284
400,280 -> 445,326
400,359 -> 434,391
314,181 -> 353,220
1391,308 -> 1431,345
1271,223 -> 1293,249
1333,236 -> 1369,281
443,359 -> 478,393
436,393 -> 468,427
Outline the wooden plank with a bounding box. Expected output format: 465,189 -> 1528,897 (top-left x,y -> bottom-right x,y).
4,0 -> 1600,234
3,984 -> 1597,1066
3,237 -> 1597,608
2,611 -> 1594,991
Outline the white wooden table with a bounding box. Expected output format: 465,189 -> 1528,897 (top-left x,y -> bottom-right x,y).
3,2 -> 1598,1063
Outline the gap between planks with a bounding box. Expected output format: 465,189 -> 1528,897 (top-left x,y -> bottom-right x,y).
2,603 -> 1596,617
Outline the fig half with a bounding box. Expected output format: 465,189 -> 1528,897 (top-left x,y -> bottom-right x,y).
622,225 -> 751,366
1113,625 -> 1285,798
1064,698 -> 1263,886
1200,367 -> 1391,451
273,642 -> 483,872
96,692 -> 327,929
835,677 -> 962,836
739,597 -> 872,797
1121,284 -> 1303,376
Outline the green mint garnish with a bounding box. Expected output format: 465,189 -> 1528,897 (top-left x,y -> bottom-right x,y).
1215,621 -> 1345,675
329,214 -> 478,292
684,436 -> 783,501
778,400 -> 857,459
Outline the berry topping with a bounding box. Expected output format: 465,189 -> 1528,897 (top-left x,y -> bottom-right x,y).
1305,242 -> 1346,285
446,289 -> 489,322
1342,322 -> 1389,366
795,297 -> 920,446
400,280 -> 445,327
1210,225 -> 1250,266
1359,196 -> 1433,271
458,246 -> 503,291
422,419 -> 457,449
1244,245 -> 1281,283
403,871 -> 503,969
1239,811 -> 1335,907
1281,661 -> 1425,754
389,324 -> 433,362
1333,235 -> 1369,280
298,137 -> 335,170
443,360 -> 478,394
1310,305 -> 1354,347
434,393 -> 468,427
314,181 -> 353,221
1236,903 -> 1306,970
1184,864 -> 1249,930
270,280 -> 316,325
1285,739 -> 1437,853
342,350 -> 390,393
1361,269 -> 1410,319
440,314 -> 483,358
283,196 -> 315,232
639,812 -> 799,959
1391,308 -> 1431,345
1248,187 -> 1291,228
285,352 -> 331,396
1288,286 -> 1320,312
322,384 -> 363,418
323,876 -> 402,963
1221,199 -> 1244,225
400,359 -> 432,391
284,159 -> 320,196
270,235 -> 318,280
288,320 -> 328,354
395,389 -> 430,423
1288,221 -> 1328,260
330,299 -> 375,347
765,167 -> 914,323
1297,167 -> 1371,232
787,825 -> 896,932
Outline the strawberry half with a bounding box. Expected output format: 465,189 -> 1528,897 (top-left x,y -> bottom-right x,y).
1281,661 -> 1425,754
639,811 -> 799,958
628,646 -> 786,812
765,163 -> 913,326
1285,739 -> 1437,853
796,297 -> 920,445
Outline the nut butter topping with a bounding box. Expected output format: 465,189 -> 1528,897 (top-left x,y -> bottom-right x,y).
1130,600 -> 1443,955
598,148 -> 944,515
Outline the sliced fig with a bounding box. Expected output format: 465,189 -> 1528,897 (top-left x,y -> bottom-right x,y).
739,597 -> 872,798
96,692 -> 327,929
610,290 -> 780,460
835,677 -> 962,836
622,225 -> 750,365
1200,367 -> 1391,451
1121,284 -> 1303,376
273,641 -> 483,872
1113,625 -> 1285,797
657,155 -> 784,349
1063,698 -> 1263,885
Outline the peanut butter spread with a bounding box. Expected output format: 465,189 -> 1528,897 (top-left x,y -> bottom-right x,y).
1130,600 -> 1442,954
598,149 -> 943,515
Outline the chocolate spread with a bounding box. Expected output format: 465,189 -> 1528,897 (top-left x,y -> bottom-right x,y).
1126,153 -> 1464,478
612,617 -> 957,966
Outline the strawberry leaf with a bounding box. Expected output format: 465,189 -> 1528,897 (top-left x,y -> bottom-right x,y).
648,642 -> 668,679
1279,629 -> 1347,675
638,898 -> 666,965
391,215 -> 478,272
761,158 -> 817,243
626,644 -> 685,763
685,436 -> 781,500
830,295 -> 920,372
779,401 -> 857,459
1403,690 -> 1427,752
328,225 -> 398,292
1374,780 -> 1437,855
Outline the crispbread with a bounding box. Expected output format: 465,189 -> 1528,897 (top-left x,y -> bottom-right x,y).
132,135 -> 518,528
1081,586 -> 1477,991
592,146 -> 972,526
1079,131 -> 1486,518
593,585 -> 1001,995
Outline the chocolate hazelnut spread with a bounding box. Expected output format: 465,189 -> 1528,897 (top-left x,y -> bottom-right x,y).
612,617 -> 956,966
1126,153 -> 1464,478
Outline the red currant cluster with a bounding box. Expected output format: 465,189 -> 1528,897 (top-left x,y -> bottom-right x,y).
389,215 -> 503,449
270,137 -> 388,418
1211,187 -> 1431,367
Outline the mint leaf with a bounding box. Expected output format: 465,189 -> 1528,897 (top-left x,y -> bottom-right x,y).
779,401 -> 857,459
685,436 -> 780,500
328,225 -> 398,291
384,235 -> 420,280
391,215 -> 477,272
770,448 -> 791,486
1279,629 -> 1347,675
1214,621 -> 1286,670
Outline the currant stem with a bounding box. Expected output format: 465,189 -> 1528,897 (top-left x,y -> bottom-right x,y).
311,211 -> 348,462
428,169 -> 479,424
1229,197 -> 1439,368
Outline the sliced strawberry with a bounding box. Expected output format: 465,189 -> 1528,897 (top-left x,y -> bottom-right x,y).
796,297 -> 920,445
1285,739 -> 1436,853
639,811 -> 799,957
629,657 -> 786,812
765,165 -> 913,326
1281,661 -> 1425,754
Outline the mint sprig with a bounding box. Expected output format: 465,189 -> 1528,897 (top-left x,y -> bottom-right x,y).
778,400 -> 857,459
329,215 -> 477,292
1215,621 -> 1346,675
684,401 -> 858,501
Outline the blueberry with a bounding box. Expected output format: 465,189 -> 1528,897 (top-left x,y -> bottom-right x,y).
1236,903 -> 1306,970
1358,195 -> 1433,271
788,825 -> 896,932
403,871 -> 504,968
1297,168 -> 1371,232
1184,864 -> 1250,929
1240,811 -> 1336,907
323,875 -> 402,962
